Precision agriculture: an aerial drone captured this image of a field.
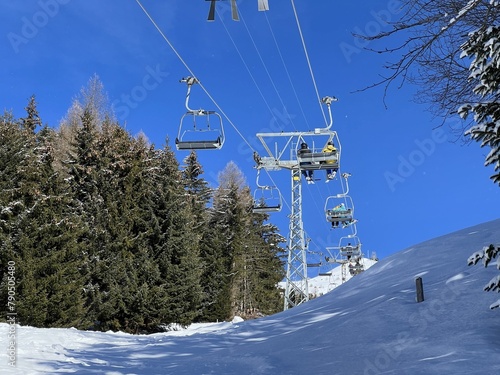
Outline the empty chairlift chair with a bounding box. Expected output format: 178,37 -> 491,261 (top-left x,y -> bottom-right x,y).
252,171 -> 282,213
175,77 -> 225,151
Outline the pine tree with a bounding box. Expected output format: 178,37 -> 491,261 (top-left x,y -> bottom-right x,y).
0,101 -> 86,328
180,151 -> 212,322
149,145 -> 203,326
20,95 -> 42,133
202,162 -> 285,321
243,215 -> 286,317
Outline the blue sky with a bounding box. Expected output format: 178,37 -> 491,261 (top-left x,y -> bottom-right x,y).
1,0 -> 498,265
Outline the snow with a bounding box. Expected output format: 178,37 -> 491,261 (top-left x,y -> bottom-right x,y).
304,257 -> 378,297
2,219 -> 500,374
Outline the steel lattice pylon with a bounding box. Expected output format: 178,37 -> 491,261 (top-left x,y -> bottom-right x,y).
283,168 -> 309,310
253,97 -> 339,311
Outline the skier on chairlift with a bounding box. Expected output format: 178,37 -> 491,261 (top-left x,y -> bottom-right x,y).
298,142 -> 314,184
322,141 -> 338,182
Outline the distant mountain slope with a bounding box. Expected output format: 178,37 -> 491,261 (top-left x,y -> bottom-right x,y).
307,257 -> 378,297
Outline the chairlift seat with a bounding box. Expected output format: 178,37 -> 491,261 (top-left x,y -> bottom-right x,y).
340,246 -> 361,257
298,151 -> 339,169
307,263 -> 321,268
175,138 -> 222,150
326,209 -> 353,222
252,204 -> 281,214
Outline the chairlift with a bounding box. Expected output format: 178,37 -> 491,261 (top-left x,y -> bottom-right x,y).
175,77 -> 225,150
338,235 -> 362,259
340,244 -> 361,259
296,133 -> 340,170
324,195 -> 355,228
349,260 -> 364,276
251,170 -> 282,213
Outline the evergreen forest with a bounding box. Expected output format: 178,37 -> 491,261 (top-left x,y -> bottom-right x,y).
0,80 -> 286,333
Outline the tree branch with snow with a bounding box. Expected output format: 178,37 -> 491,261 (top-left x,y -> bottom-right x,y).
468,244 -> 500,309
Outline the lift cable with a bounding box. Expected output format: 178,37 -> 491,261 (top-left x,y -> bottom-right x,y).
290,0 -> 327,127
217,10 -> 284,130
238,11 -> 300,131
263,12 -> 311,130
135,0 -> 293,214
134,0 -> 253,151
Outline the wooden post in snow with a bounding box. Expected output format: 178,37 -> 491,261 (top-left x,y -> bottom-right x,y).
415,277 -> 424,303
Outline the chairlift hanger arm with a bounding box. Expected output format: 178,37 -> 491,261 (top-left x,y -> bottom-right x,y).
180,76 -> 202,113
335,172 -> 352,197
206,0 -> 239,21
315,96 -> 337,132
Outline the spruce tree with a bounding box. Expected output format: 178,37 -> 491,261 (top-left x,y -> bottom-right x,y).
201,162 -> 286,320
149,145 -> 203,326
0,102 -> 86,328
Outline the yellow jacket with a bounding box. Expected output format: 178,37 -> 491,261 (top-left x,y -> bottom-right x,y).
322,144 -> 336,164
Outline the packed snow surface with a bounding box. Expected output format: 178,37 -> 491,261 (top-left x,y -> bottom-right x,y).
1,219 -> 500,374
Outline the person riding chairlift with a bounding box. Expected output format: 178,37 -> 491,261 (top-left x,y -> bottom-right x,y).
298,142 -> 314,184
322,141 -> 338,181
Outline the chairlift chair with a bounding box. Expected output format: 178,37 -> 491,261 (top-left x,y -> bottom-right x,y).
338,235 -> 362,259
340,244 -> 361,258
251,170 -> 282,213
175,77 -> 225,150
349,261 -> 364,276
296,134 -> 340,170
324,195 -> 354,225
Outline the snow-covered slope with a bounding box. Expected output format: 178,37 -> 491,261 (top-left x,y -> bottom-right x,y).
1,219 -> 500,375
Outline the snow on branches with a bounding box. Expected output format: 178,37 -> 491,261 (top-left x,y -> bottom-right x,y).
459,26 -> 500,185
467,244 -> 500,309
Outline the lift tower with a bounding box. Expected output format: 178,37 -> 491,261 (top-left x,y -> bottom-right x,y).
254,97 -> 339,310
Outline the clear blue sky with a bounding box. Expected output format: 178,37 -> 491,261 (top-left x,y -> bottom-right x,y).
1,0 -> 498,264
